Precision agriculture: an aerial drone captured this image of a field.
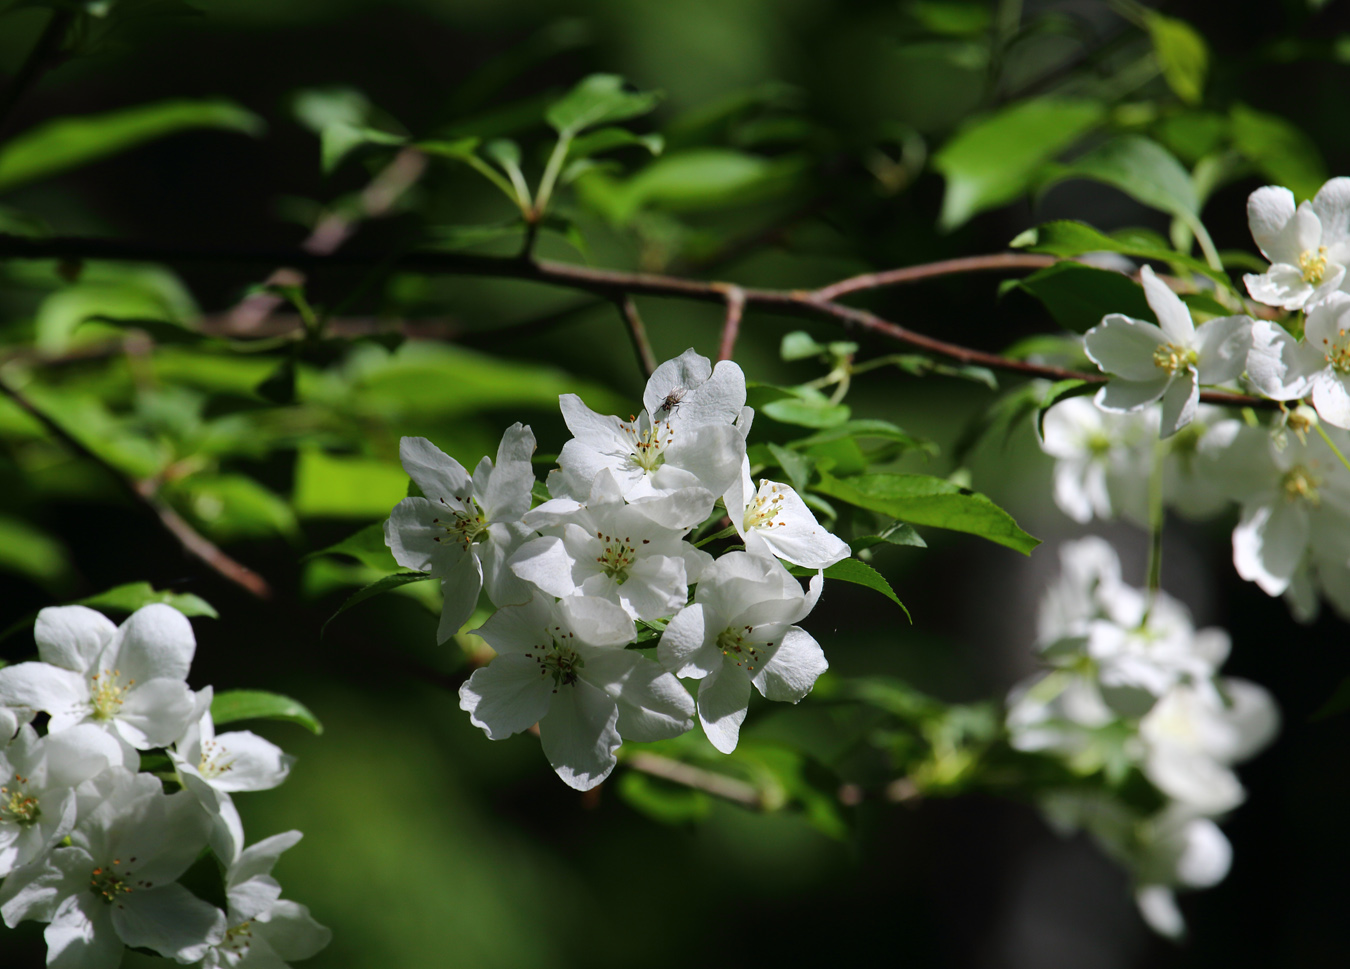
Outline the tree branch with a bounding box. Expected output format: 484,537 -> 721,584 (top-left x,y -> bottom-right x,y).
0,376 -> 272,598
616,296 -> 656,378
716,284 -> 746,362
810,252 -> 1058,301
620,751 -> 765,809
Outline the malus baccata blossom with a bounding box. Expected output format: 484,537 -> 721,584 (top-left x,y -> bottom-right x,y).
0,604 -> 197,763
1084,266 -> 1251,437
722,460 -> 850,569
1248,294 -> 1350,429
1243,179 -> 1350,310
658,551 -> 826,753
384,425 -> 537,641
460,594 -> 694,790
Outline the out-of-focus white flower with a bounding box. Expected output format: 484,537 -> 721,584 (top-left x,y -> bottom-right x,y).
1243,180 -> 1350,310
1040,398 -> 1155,524
1248,294 -> 1350,430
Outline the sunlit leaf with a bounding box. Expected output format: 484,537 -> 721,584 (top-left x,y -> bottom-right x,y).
1145,11 -> 1209,106
790,558 -> 909,620
294,451 -> 408,519
545,74 -> 660,136
211,689 -> 323,734
78,581 -> 218,619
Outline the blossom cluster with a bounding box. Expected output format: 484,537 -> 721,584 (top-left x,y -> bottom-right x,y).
384,349 -> 851,790
1042,176 -> 1350,621
0,604 -> 330,969
1006,538 -> 1279,938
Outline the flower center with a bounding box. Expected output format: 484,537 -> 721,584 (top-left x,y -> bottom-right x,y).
716,626 -> 773,672
89,669 -> 133,721
1281,464 -> 1321,504
744,482 -> 788,531
623,415 -> 672,473
90,856 -> 143,905
1320,327 -> 1350,374
1152,343 -> 1197,375
1086,430 -> 1113,457
1300,246 -> 1329,284
524,628 -> 585,691
0,775 -> 40,826
198,738 -> 236,780
595,531 -> 637,584
221,921 -> 254,955
431,496 -> 488,550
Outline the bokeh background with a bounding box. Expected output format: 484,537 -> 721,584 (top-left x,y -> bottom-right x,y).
2,1 -> 1349,966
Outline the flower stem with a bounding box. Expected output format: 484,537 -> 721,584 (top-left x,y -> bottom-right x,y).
1315,422 -> 1350,476
1143,436 -> 1166,619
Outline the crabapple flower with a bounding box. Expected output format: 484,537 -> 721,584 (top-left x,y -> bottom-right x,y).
460,594 -> 695,791
0,725 -> 122,877
722,460 -> 850,569
550,349 -> 747,509
1243,179 -> 1350,310
170,687 -> 294,864
1131,808 -> 1234,940
385,425 -> 537,641
657,551 -> 826,753
1084,266 -> 1251,437
0,604 -> 196,762
510,470 -> 712,622
201,831 -> 331,969
1040,398 -> 1155,524
1004,670 -> 1114,765
1248,294 -> 1350,429
0,769 -> 223,966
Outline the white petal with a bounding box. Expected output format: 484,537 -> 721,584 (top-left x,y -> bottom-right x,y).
1194,315 -> 1253,385
230,831 -> 303,887
178,769 -> 244,864
384,497 -> 464,575
256,899 -> 332,961
1158,371 -> 1199,437
557,595 -> 635,649
226,874 -> 283,925
115,678 -> 195,749
583,650 -> 694,742
112,883 -> 226,962
203,731 -> 293,792
643,347 -> 713,418
1313,176 -> 1350,249
477,521 -> 536,608
742,481 -> 851,569
1311,369 -> 1350,429
0,662 -> 87,726
473,593 -> 554,655
46,893 -> 121,969
481,423 -> 537,522
398,436 -> 471,502
1246,320 -> 1322,399
1084,315 -> 1168,381
1139,265 -> 1194,345
1136,885 -> 1185,939
436,552 -> 485,644
458,655 -> 554,740
1233,500 -> 1308,595
0,845 -> 88,927
34,607 -> 116,673
106,603 -> 195,686
1214,678 -> 1280,762
538,678 -> 620,791
752,627 -> 827,702
1247,185 -> 1297,262
1302,290 -> 1350,346
1245,264 -> 1315,310
659,423 -> 745,498
697,666 -> 752,754
1144,748 -> 1244,813
656,603 -> 717,678
508,535 -> 577,598
1094,377 -> 1169,413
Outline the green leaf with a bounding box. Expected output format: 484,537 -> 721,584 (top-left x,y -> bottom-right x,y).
791,558 -> 909,620
1145,11 -> 1209,106
0,515 -> 70,587
1010,220 -> 1229,287
545,74 -> 661,136
813,471 -> 1039,554
211,689 -> 323,735
568,127 -> 664,160
849,521 -> 927,552
78,582 -> 218,619
781,331 -> 828,361
1042,135 -> 1197,220
305,522 -> 400,572
1035,379 -> 1098,439
761,396 -> 850,429
1013,262 -> 1153,333
616,770 -> 711,824
932,98 -> 1106,229
293,451 -> 409,519
322,571 -> 435,637
0,99 -> 264,195
765,443 -> 813,493
321,123 -> 406,174
789,419 -> 936,455
1230,103 -> 1327,202
170,474 -> 299,541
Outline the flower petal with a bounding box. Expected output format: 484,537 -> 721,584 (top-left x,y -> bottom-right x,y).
46,893 -> 121,969
436,551 -> 485,644
1311,369 -> 1350,429
1246,320 -> 1323,399
34,607 -> 116,673
643,347 -> 713,418
696,666 -> 751,754
538,678 -> 620,791
1084,315 -> 1168,381
257,899 -> 333,962
1314,176 -> 1350,254
1194,315 -> 1253,385
1094,376 -> 1169,413
1244,264 -> 1314,310
1247,185 -> 1297,263
0,663 -> 86,726
230,831 -> 303,887
1158,370 -> 1199,437
459,654 -> 554,740
657,603 -> 717,678
384,497 -> 465,575
115,678 -> 195,749
481,422 -> 537,522
398,436 -> 471,502
1233,499 -> 1308,596
583,649 -> 694,742
1140,266 -> 1194,345
752,627 -> 827,702
112,882 -> 226,962
107,604 -> 195,686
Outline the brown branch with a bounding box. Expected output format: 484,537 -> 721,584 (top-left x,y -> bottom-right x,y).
616,296 -> 656,378
0,376 -> 272,598
621,751 -> 765,809
716,284 -> 746,362
811,252 -> 1058,302
0,236 -> 1276,407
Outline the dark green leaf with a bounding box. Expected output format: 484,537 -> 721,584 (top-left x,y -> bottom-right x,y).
1145,11 -> 1209,106
813,471 -> 1039,554
1230,103 -> 1327,202
1010,220 -> 1230,288
211,689 -> 323,735
849,521 -> 927,552
0,99 -> 264,195
568,127 -> 664,160
1013,262 -> 1153,333
765,443 -> 813,492
791,558 -> 909,620
1042,136 -> 1197,220
78,581 -> 218,619
321,571 -> 435,637
616,770 -> 711,824
1036,379 -> 1097,439
321,123 -> 406,174
546,74 -> 661,136
304,522 -> 399,572
761,396 -> 850,429
789,419 -> 936,455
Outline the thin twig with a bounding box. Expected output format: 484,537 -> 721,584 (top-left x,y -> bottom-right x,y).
0,376 -> 272,598
0,9 -> 73,136
716,284 -> 746,362
811,252 -> 1057,302
616,295 -> 656,378
621,751 -> 765,809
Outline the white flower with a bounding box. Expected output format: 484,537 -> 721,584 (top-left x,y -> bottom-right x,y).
1035,536 -> 1132,646
509,469 -> 712,622
722,460 -> 850,569
1138,678 -> 1279,814
1243,179 -> 1350,311
1039,398 -> 1155,524
385,424 -> 537,642
170,687 -> 294,864
459,594 -> 695,791
0,604 -> 196,762
0,768 -> 224,966
549,349 -> 747,510
0,724 -> 122,877
657,551 -> 826,753
1248,294 -> 1350,429
1005,670 -> 1115,763
1084,266 -> 1251,437
1132,808 -> 1234,939
201,831 -> 331,969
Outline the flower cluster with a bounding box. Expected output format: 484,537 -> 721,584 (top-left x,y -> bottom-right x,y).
1006,539 -> 1278,938
1041,176 -> 1350,621
384,349 -> 850,789
0,604 -> 330,969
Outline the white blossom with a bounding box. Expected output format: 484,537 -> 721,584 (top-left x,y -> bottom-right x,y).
201,831 -> 331,969
658,551 -> 826,753
722,460 -> 850,569
384,424 -> 538,641
460,594 -> 694,790
1247,294 -> 1350,429
1084,266 -> 1251,437
0,604 -> 197,762
1039,397 -> 1155,524
1243,179 -> 1350,311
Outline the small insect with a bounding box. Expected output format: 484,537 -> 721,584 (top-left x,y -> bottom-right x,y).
656,387 -> 686,416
